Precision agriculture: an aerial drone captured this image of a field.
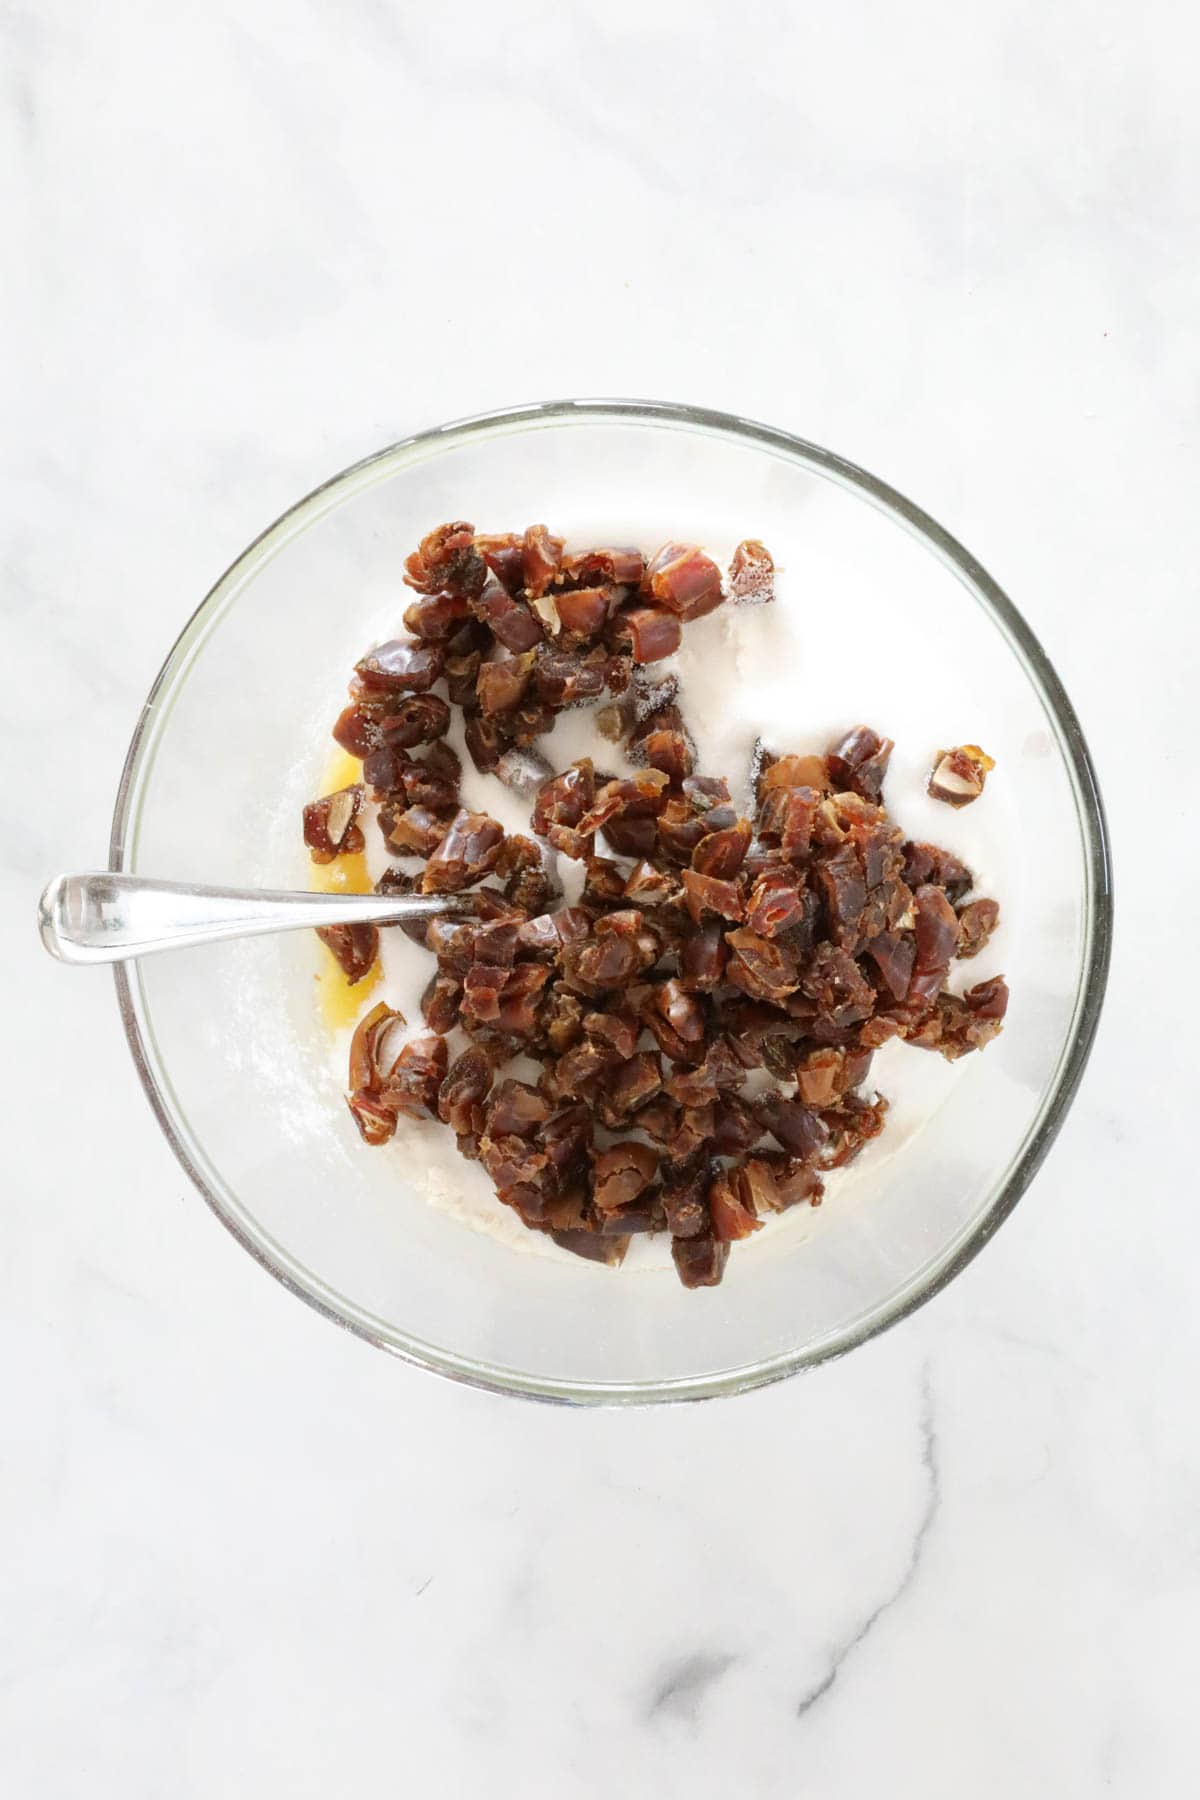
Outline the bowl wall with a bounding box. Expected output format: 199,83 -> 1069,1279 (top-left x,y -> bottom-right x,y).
113,404 -> 1109,1400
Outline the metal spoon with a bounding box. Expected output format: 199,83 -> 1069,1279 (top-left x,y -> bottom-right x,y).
37,872 -> 480,966
39,745 -> 564,966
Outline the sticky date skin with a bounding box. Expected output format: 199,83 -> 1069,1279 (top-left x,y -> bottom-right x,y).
355,640 -> 444,693
318,922 -> 378,985
421,810 -> 505,893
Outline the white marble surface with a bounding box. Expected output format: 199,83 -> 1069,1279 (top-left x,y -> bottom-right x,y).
4,3 -> 1196,1794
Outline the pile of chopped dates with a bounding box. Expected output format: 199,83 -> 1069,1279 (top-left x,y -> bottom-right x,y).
303,521 -> 1007,1289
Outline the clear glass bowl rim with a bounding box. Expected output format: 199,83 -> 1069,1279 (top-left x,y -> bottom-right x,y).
109,398 -> 1114,1405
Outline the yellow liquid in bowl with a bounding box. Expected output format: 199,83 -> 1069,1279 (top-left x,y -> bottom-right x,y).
309,749 -> 381,1030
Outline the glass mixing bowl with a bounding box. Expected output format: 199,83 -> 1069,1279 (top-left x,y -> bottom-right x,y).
110,401 -> 1112,1403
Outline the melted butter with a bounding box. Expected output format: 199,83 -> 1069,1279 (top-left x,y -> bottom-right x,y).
309,749 -> 381,1031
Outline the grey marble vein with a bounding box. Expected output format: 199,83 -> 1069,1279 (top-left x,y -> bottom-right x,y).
796,1365 -> 941,1720
647,1652 -> 738,1726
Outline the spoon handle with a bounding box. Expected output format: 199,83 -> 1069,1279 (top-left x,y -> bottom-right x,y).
37,872 -> 469,965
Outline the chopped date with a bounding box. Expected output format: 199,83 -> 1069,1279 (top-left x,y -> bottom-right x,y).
661,1159 -> 710,1238
495,746 -> 555,796
623,859 -> 679,905
446,651 -> 483,708
582,857 -> 630,910
462,960 -> 550,1035
362,748 -> 406,794
382,803 -> 451,857
616,606 -> 682,663
800,942 -> 876,1020
438,1048 -> 493,1136
903,840 -> 973,901
348,1000 -> 406,1093
909,884 -> 959,1003
518,906 -> 589,959
561,929 -> 641,996
378,693 -> 452,750
637,1098 -> 684,1149
682,869 -> 745,923
744,868 -> 806,938
602,1051 -> 663,1119
795,1045 -> 871,1108
657,799 -> 716,865
481,1132 -> 550,1199
421,969 -> 463,1034
817,844 -> 868,946
355,639 -> 444,694
643,979 -> 707,1063
463,713 -> 507,776
421,810 -> 506,893
403,521 -> 487,598
592,1142 -> 659,1211
383,1035 -> 449,1119
333,701 -> 387,759
679,919 -> 728,990
684,774 -> 734,814
819,1092 -> 890,1167
864,930 -> 916,1001
476,582 -> 545,652
827,726 -> 894,803
316,521 -> 1009,1289
956,897 -> 1000,959
636,724 -> 693,782
759,753 -> 829,799
542,1103 -> 593,1178
928,743 -> 995,807
318,922 -> 379,985
346,1089 -> 401,1147
542,985 -> 585,1053
726,539 -> 775,605
724,928 -> 799,1002
555,584 -> 616,638
534,645 -> 608,709
476,652 -> 535,716
546,1037 -> 613,1101
672,1232 -> 730,1289
583,1007 -> 640,1061
552,1229 -> 630,1267
643,543 -> 724,621
486,1079 -> 552,1138
532,760 -> 594,838
597,1198 -> 662,1236
713,998 -> 800,1067
712,1096 -> 760,1156
376,868 -> 431,946
521,524 -> 564,598
758,785 -> 820,862
735,1155 -> 823,1214
708,1172 -> 761,1242
303,785 -> 365,863
692,817 -> 752,879
476,533 -> 525,595
579,769 -> 670,838
601,815 -> 659,858
754,1094 -> 829,1162
403,744 -> 461,812
563,546 -> 646,586
966,973 -> 1009,1019
403,590 -> 471,641
904,978 -> 1009,1060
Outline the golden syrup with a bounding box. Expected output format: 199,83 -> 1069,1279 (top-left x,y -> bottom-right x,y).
309,749 -> 381,1030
